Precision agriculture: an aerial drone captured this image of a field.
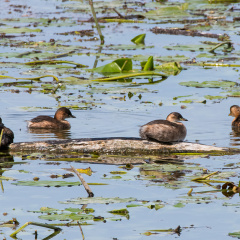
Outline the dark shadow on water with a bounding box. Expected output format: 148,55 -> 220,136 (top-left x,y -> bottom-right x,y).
0,151 -> 14,166
28,128 -> 72,140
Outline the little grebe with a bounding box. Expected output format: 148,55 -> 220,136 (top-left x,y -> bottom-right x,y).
139,112 -> 188,143
229,105 -> 240,127
28,107 -> 76,129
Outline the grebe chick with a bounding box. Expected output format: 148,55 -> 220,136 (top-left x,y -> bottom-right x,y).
0,118 -> 14,148
229,105 -> 240,127
28,107 -> 76,129
139,112 -> 188,143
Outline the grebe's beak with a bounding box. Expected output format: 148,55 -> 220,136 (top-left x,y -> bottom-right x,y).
180,117 -> 188,121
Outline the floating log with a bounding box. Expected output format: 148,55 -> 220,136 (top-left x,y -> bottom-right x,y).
9,137 -> 233,156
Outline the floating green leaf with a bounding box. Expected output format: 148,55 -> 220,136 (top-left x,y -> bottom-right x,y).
131,34 -> 146,45
225,91 -> 240,97
39,207 -> 58,213
0,27 -> 42,33
147,204 -> 165,210
143,56 -> 154,71
155,62 -> 182,75
0,176 -> 15,181
108,208 -> 129,215
65,207 -> 95,213
105,44 -> 153,51
164,44 -> 211,52
229,231 -> 240,238
146,4 -> 189,19
174,203 -> 185,208
110,171 -> 127,175
93,58 -> 132,73
204,95 -> 226,100
173,95 -> 193,100
126,204 -> 143,208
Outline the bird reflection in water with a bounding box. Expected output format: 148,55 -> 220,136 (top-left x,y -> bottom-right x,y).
229,105 -> 240,146
230,127 -> 240,146
28,128 -> 72,140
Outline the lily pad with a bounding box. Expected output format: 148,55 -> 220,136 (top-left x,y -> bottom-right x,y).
39,213 -> 94,221
105,44 -> 153,51
39,207 -> 58,213
12,181 -> 81,187
60,197 -> 137,204
0,27 -> 42,34
174,202 -> 185,208
204,95 -> 226,100
179,80 -> 237,88
108,208 -> 129,215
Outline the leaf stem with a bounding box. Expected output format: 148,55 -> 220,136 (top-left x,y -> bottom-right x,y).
10,221 -> 61,238
92,72 -> 167,81
209,41 -> 232,53
89,0 -> 104,44
0,129 -> 3,148
25,60 -> 87,68
0,75 -> 59,82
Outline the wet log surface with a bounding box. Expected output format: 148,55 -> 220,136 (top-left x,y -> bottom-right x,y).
9,137 -> 233,155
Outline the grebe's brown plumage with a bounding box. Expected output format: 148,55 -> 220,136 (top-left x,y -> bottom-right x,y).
229,105 -> 240,127
28,107 -> 76,129
139,112 -> 188,143
0,118 -> 14,148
